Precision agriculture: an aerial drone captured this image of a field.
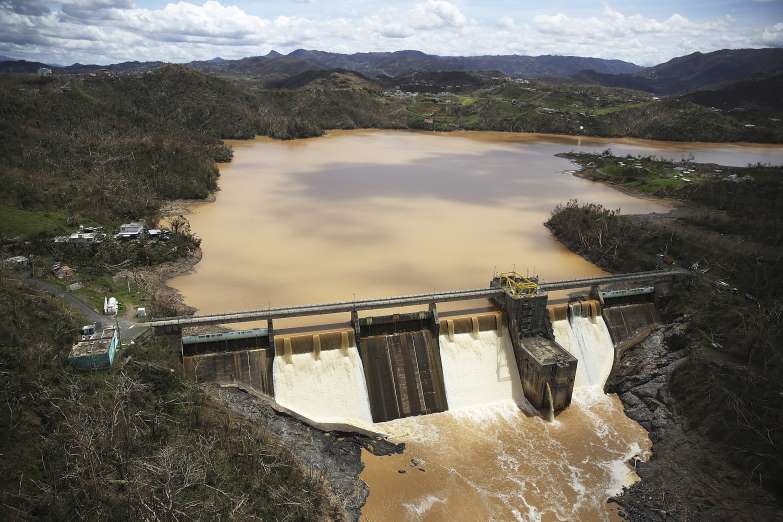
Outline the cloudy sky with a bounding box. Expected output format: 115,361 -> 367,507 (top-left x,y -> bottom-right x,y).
1,0 -> 781,66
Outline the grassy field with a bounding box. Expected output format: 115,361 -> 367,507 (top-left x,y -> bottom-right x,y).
73,273 -> 149,316
560,152 -> 707,194
0,205 -> 71,239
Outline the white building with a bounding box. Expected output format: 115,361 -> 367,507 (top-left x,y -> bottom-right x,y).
116,222 -> 144,240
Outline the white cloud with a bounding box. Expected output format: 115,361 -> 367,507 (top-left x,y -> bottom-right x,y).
0,1 -> 779,66
760,22 -> 783,46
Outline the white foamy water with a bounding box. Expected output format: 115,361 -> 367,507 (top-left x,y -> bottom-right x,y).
438,329 -> 523,410
553,307 -> 615,390
272,346 -> 374,426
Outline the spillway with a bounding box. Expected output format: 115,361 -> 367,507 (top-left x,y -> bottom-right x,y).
438,313 -> 524,410
272,331 -> 374,426
603,302 -> 659,344
549,301 -> 615,389
359,327 -> 449,423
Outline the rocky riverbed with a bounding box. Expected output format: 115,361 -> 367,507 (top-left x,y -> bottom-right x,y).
607,324 -> 781,521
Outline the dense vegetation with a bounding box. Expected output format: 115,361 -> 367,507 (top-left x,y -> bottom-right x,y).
0,66 -> 400,228
546,156 -> 783,501
393,79 -> 783,142
0,277 -> 344,520
562,152 -> 783,246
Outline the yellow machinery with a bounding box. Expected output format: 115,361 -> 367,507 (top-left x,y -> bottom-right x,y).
498,271 -> 539,297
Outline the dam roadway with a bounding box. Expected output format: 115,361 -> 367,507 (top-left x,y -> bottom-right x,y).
148,269 -> 687,329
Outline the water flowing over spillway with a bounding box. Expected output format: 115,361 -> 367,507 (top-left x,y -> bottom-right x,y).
551,301 -> 615,390
438,315 -> 523,410
272,333 -> 374,426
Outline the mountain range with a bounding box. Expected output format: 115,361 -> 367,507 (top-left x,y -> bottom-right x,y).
1,49 -> 641,80
572,48 -> 783,95
213,49 -> 643,77
2,48 -> 782,98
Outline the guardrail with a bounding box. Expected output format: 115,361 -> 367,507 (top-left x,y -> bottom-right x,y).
146,269 -> 688,329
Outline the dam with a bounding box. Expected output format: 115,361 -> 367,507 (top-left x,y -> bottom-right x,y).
171,269 -> 671,520
169,269 -> 682,424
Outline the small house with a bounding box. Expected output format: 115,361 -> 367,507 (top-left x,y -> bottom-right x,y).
68,325 -> 119,370
116,222 -> 144,240
37,67 -> 52,77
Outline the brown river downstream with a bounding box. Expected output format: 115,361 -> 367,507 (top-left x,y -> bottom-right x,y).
169,130 -> 783,521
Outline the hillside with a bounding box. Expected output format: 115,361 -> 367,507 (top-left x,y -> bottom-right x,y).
0,65 -> 407,226
190,52 -> 326,82
0,59 -> 48,73
265,69 -> 381,91
573,48 -> 783,95
684,73 -> 783,111
0,277 -> 346,521
376,70 -> 497,92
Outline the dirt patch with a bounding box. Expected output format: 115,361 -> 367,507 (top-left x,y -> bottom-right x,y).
160,195 -> 217,217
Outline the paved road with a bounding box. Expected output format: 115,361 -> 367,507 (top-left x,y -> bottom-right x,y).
23,275 -> 150,344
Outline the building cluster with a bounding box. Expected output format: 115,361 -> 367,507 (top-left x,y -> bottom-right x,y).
383,89 -> 419,98
53,221 -> 171,245
53,225 -> 107,244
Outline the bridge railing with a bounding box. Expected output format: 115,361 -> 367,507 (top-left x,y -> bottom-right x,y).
146,269 -> 689,329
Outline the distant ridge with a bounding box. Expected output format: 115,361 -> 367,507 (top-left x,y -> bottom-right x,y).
572,48 -> 783,95
246,49 -> 643,77
0,49 -> 641,80
0,59 -> 49,73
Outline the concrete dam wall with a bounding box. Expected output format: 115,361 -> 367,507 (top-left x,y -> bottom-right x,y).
178,310 -> 583,424
358,313 -> 449,423
602,302 -> 659,344
176,277 -> 668,426
182,329 -> 274,395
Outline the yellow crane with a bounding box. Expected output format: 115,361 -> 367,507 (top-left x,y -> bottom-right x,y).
498,271 -> 539,297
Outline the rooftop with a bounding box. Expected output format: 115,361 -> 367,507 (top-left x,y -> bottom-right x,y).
518,336 -> 576,367
70,327 -> 116,358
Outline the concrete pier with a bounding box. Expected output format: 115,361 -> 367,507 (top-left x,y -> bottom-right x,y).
490,276 -> 577,413
515,336 -> 577,412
